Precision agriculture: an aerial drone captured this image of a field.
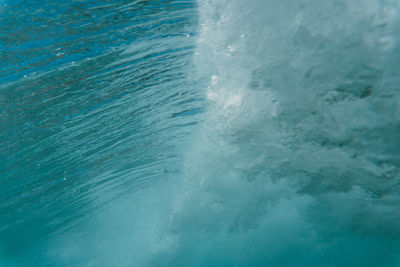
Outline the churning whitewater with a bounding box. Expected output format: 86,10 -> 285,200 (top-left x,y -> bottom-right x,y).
0,0 -> 399,266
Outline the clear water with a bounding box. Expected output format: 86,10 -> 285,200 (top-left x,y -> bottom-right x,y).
1,0 -> 400,266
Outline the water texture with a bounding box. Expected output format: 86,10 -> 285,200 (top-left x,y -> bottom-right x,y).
1,0 -> 400,266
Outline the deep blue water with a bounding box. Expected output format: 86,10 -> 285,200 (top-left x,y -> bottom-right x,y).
1,0 -> 400,266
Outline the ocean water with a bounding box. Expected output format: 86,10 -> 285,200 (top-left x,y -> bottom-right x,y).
1,0 -> 400,266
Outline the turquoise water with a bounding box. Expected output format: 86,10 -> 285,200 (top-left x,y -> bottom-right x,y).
1,0 -> 400,266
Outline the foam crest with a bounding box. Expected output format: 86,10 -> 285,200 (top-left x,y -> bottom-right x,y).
161,0 -> 400,265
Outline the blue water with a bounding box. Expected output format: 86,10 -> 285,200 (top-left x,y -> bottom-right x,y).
1,0 -> 400,266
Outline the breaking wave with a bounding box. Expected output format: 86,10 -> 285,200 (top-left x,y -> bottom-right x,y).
1,0 -> 399,266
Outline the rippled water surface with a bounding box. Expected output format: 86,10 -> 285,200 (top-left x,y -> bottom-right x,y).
1,1 -> 201,265
1,0 -> 400,266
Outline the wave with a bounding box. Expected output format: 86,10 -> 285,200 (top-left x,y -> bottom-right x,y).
1,0 -> 400,266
